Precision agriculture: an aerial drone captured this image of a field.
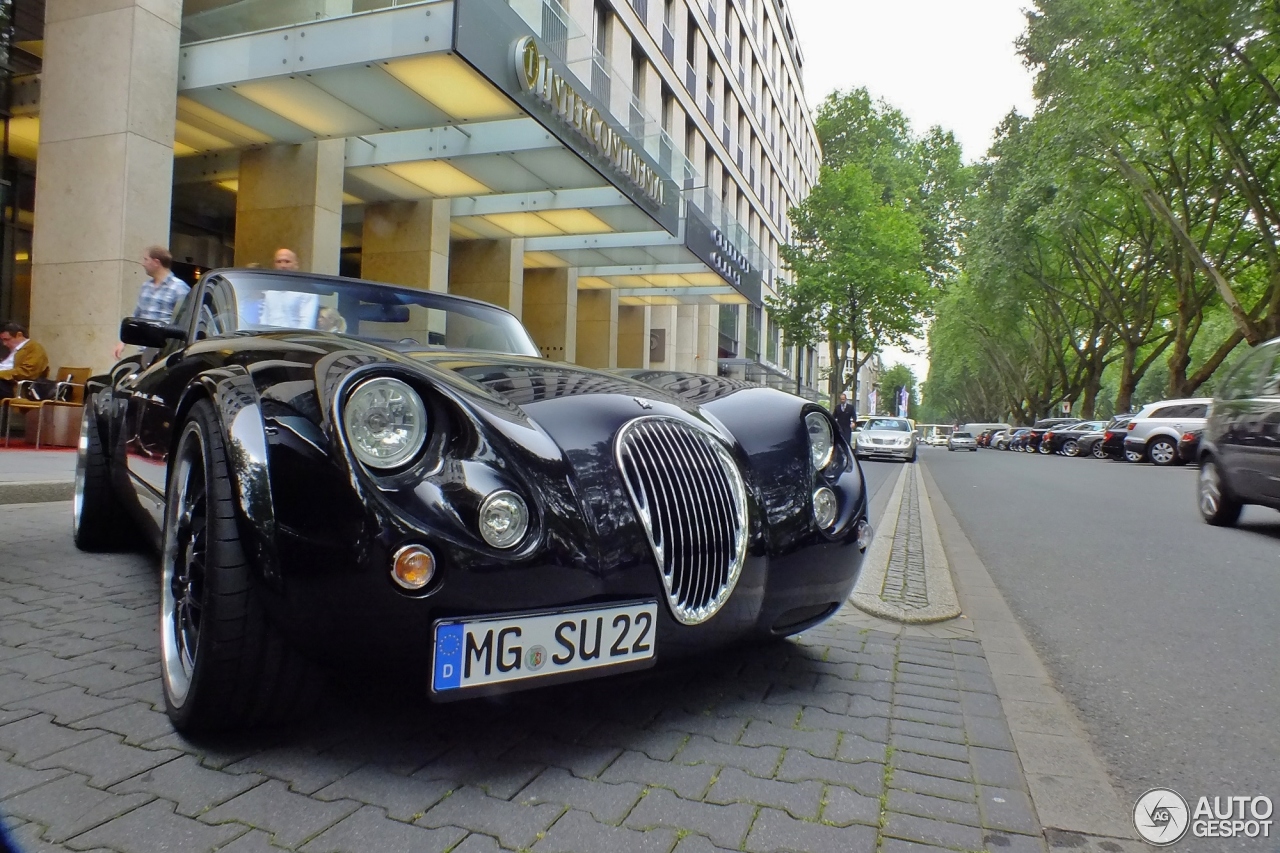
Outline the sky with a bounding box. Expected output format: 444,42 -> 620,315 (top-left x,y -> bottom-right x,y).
786,0 -> 1039,389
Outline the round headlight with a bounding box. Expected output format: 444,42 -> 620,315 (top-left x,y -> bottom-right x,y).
813,487 -> 838,529
479,490 -> 529,549
806,412 -> 834,470
344,377 -> 428,469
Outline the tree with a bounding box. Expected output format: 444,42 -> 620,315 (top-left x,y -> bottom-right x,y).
879,363 -> 919,419
772,163 -> 928,404
773,88 -> 968,403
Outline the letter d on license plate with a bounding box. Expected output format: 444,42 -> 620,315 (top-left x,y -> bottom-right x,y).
431,601 -> 658,699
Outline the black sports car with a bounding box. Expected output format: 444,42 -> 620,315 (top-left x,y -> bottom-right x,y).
74,269 -> 872,732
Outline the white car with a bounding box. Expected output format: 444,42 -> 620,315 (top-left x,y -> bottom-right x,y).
854,417 -> 918,463
947,431 -> 977,451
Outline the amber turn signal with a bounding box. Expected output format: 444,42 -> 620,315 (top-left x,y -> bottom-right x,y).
391,545 -> 436,590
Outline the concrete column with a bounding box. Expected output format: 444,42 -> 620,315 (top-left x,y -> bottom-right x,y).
361,199 -> 450,291
449,239 -> 525,318
648,304 -> 675,369
235,140 -> 344,273
522,268 -> 577,362
674,304 -> 697,372
696,304 -> 720,375
617,304 -> 650,369
30,0 -> 182,371
576,288 -> 618,368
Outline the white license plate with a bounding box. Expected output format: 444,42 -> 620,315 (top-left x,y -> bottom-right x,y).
431,601 -> 657,697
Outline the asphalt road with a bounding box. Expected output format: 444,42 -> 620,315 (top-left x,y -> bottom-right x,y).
922,445 -> 1280,817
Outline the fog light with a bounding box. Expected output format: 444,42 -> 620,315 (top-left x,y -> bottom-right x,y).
813,487 -> 838,529
479,490 -> 529,549
392,544 -> 436,590
855,519 -> 874,551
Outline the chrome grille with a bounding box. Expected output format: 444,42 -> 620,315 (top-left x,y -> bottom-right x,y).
615,417 -> 749,625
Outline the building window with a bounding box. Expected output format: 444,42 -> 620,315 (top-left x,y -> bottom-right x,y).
593,2 -> 612,104
718,304 -> 739,358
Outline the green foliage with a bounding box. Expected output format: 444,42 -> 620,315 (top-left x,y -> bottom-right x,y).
773,88 -> 970,403
879,363 -> 919,418
927,0 -> 1280,423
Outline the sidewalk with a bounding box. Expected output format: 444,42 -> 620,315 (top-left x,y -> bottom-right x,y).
0,453 -> 1144,853
0,449 -> 75,505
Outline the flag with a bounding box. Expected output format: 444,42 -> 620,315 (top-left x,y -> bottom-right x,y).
897,386 -> 909,417
867,388 -> 877,415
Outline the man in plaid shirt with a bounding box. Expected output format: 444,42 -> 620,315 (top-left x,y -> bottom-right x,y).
113,246 -> 190,359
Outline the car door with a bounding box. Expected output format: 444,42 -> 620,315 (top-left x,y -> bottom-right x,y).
1217,345 -> 1278,499
118,280 -> 224,537
1249,346 -> 1280,504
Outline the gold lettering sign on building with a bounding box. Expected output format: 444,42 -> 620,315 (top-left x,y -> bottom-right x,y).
515,36 -> 665,207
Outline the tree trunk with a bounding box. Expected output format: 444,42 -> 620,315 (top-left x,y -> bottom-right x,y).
1115,342 -> 1138,414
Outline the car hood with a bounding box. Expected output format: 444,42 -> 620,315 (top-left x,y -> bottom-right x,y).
859,430 -> 914,440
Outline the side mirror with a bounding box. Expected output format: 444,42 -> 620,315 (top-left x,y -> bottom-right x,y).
120,317 -> 187,348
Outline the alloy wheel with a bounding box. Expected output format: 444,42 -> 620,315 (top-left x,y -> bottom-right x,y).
1092,443 -> 1108,460
1062,440 -> 1079,457
1149,440 -> 1176,466
160,428 -> 209,705
1199,461 -> 1221,517
72,406 -> 89,538
1124,449 -> 1143,463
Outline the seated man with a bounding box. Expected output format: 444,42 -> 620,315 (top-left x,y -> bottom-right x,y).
0,323 -> 49,400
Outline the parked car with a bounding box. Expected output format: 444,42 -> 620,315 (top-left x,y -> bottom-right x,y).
1198,337 -> 1280,524
1100,415 -> 1137,460
854,417 -> 918,462
1179,429 -> 1202,465
1075,426 -> 1111,459
1041,421 -> 1107,456
947,431 -> 978,451
74,269 -> 873,732
1122,398 -> 1211,466
962,422 -> 1012,439
1027,418 -> 1082,454
992,428 -> 1021,450
1007,428 -> 1033,451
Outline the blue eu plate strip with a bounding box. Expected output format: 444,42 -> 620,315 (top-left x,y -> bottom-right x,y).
433,623 -> 464,691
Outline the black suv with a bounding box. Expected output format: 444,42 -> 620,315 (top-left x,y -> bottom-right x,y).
1026,418 -> 1082,454
1199,339 -> 1280,525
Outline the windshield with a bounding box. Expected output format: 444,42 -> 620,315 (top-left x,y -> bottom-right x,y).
952,432 -> 972,438
193,271 -> 541,357
866,418 -> 911,432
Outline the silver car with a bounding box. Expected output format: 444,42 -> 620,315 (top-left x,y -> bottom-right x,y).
854,417 -> 918,463
1121,397 -> 1211,466
947,431 -> 977,451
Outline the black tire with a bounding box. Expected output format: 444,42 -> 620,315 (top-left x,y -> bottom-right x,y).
1123,448 -> 1144,463
1062,439 -> 1080,457
1198,457 -> 1242,526
73,400 -> 137,551
908,450 -> 917,463
1148,437 -> 1178,467
1091,442 -> 1108,460
160,399 -> 322,733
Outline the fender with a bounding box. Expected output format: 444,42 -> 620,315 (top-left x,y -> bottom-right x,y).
177,367 -> 282,588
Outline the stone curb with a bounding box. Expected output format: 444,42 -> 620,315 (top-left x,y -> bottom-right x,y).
850,463 -> 962,624
0,480 -> 74,505
919,461 -> 1141,847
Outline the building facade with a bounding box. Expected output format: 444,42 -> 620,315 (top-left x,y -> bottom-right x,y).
2,0 -> 822,394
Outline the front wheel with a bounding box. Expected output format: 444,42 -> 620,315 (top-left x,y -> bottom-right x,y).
1062,439 -> 1080,458
160,399 -> 322,733
1124,448 -> 1144,463
1199,458 -> 1242,526
1148,437 -> 1178,467
1091,443 -> 1108,460
1037,441 -> 1052,455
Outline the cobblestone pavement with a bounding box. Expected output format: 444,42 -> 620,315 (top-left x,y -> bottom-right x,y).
0,501 -> 1048,853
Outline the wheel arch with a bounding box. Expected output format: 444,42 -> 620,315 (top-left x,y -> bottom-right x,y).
173,368 -> 282,589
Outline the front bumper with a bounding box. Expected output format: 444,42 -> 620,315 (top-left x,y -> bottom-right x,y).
856,443 -> 915,458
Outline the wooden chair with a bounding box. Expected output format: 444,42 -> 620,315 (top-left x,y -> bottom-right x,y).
2,366 -> 92,448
